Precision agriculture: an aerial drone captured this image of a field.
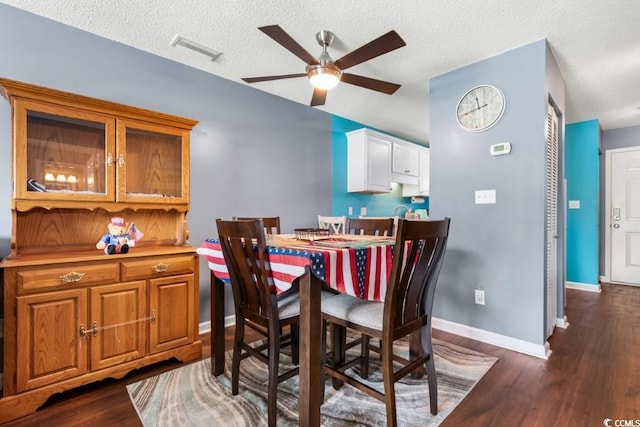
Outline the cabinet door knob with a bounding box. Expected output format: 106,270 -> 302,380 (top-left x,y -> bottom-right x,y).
118,154 -> 125,167
60,271 -> 85,283
79,324 -> 86,338
152,263 -> 169,273
107,152 -> 114,166
92,321 -> 98,337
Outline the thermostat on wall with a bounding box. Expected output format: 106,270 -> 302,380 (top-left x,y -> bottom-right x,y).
490,142 -> 511,156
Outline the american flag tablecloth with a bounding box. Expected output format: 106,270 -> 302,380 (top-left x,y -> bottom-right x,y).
197,235 -> 396,301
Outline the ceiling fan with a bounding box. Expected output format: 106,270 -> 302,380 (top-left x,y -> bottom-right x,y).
242,25 -> 406,107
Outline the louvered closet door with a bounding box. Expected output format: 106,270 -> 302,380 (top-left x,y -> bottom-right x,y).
545,103 -> 559,339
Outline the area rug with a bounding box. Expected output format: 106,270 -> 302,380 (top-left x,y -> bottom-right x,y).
127,338 -> 497,426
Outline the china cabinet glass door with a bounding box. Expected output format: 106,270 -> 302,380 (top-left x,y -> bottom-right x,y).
116,119 -> 189,204
16,99 -> 115,202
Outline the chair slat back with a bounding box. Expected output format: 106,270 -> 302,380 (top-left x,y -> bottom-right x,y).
216,218 -> 276,323
233,216 -> 281,235
318,215 -> 346,234
385,218 -> 450,332
346,217 -> 395,236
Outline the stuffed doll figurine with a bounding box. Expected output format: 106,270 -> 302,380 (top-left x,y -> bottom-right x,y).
96,217 -> 134,255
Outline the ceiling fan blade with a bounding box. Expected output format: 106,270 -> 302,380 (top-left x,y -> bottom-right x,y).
242,73 -> 306,83
341,73 -> 401,95
334,30 -> 406,70
259,25 -> 319,65
310,88 -> 327,106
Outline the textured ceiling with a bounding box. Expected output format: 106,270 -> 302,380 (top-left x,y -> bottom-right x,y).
2,0 -> 639,143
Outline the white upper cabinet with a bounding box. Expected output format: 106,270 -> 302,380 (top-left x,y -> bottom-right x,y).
392,142 -> 420,184
402,147 -> 430,197
347,129 -> 393,193
347,128 -> 429,195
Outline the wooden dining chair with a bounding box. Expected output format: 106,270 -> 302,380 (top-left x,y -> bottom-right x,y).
233,216 -> 281,235
318,215 -> 346,234
321,217 -> 451,426
215,218 -> 299,426
345,217 -> 395,236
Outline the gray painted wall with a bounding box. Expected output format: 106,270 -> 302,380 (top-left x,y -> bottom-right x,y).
429,39 -> 565,345
0,4 -> 333,321
599,125 -> 640,273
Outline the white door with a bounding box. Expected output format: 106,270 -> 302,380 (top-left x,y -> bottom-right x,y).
545,103 -> 559,339
610,147 -> 640,284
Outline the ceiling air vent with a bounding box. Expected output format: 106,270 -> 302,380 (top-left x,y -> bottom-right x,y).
170,35 -> 222,61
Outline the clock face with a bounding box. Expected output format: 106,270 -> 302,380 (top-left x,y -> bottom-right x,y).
456,85 -> 505,131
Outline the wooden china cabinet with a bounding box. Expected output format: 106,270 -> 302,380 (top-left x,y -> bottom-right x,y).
0,78 -> 202,423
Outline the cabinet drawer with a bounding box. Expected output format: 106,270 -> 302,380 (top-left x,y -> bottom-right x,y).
18,263 -> 120,292
121,255 -> 194,280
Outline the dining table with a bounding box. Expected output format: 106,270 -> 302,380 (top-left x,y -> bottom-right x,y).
197,232 -> 398,426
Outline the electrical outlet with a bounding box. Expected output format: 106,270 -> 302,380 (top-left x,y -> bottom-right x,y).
360,207 -> 367,216
474,289 -> 485,305
348,206 -> 353,216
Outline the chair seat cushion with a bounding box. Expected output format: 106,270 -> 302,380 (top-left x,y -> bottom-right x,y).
278,289 -> 338,320
277,292 -> 300,319
321,293 -> 384,331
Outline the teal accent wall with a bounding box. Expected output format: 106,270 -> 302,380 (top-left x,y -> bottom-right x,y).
331,115 -> 429,217
565,120 -> 600,285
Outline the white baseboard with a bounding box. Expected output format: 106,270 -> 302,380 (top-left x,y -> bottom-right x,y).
199,315 -> 551,360
556,315 -> 569,329
600,275 -> 608,284
565,281 -> 601,293
199,314 -> 236,335
432,317 -> 551,360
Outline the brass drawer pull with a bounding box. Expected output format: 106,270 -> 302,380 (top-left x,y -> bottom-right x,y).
152,263 -> 169,273
60,271 -> 85,283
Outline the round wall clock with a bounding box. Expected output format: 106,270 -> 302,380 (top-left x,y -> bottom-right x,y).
456,85 -> 505,132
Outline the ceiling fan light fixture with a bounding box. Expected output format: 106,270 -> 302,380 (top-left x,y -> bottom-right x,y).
307,64 -> 342,90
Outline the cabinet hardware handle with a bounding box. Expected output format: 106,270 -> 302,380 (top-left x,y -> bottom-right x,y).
92,321 -> 98,337
152,263 -> 169,273
79,324 -> 86,338
107,152 -> 114,166
60,271 -> 85,283
151,310 -> 156,323
118,154 -> 125,167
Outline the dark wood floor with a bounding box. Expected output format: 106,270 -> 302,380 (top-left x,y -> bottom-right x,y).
3,283 -> 639,426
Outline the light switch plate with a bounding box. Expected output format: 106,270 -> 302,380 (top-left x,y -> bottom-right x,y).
360,207 -> 367,216
475,189 -> 496,204
568,200 -> 580,209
